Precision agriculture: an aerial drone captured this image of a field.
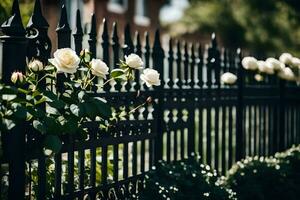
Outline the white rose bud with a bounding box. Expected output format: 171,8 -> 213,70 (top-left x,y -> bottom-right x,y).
90,58 -> 109,78
291,57 -> 300,68
28,59 -> 44,72
257,60 -> 274,75
125,53 -> 144,69
254,74 -> 264,82
279,53 -> 293,65
140,68 -> 161,87
11,72 -> 24,84
265,58 -> 283,71
278,67 -> 295,81
49,48 -> 80,74
242,57 -> 258,70
220,72 -> 237,85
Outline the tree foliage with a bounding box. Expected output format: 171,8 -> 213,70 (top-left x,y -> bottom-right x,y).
166,0 -> 300,56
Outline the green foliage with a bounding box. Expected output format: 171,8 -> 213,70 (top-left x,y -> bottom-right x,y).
167,0 -> 300,56
226,156 -> 298,200
275,145 -> 300,197
139,157 -> 235,200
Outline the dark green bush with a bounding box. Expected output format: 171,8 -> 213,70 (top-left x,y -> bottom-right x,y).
139,157 -> 235,200
226,156 -> 297,200
275,145 -> 300,197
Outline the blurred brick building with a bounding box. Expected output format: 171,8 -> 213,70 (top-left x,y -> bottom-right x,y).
40,0 -> 166,52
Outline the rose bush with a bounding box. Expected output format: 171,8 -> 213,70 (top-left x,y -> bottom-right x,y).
242,52 -> 300,82
0,49 -> 160,155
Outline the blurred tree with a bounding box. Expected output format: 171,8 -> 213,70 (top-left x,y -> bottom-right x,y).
165,0 -> 300,56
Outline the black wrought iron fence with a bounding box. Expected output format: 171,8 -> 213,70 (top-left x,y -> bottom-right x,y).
0,0 -> 299,199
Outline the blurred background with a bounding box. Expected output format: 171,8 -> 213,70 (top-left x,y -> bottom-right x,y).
1,0 -> 300,56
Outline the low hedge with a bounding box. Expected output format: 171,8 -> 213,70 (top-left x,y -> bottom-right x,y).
138,156 -> 236,200
226,145 -> 300,200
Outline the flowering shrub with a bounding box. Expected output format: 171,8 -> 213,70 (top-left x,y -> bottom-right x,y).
138,157 -> 236,200
226,156 -> 297,200
0,48 -> 160,155
275,145 -> 300,197
242,52 -> 300,82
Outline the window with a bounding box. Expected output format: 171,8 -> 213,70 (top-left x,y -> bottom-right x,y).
107,0 -> 128,14
134,0 -> 150,26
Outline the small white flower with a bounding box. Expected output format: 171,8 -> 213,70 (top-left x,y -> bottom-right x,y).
28,59 -> 43,72
257,60 -> 274,75
44,148 -> 53,156
11,72 -> 24,84
221,72 -> 237,85
125,54 -> 144,69
254,74 -> 264,82
291,57 -> 300,68
90,59 -> 109,78
265,57 -> 283,71
278,67 -> 295,81
279,53 -> 293,65
140,68 -> 161,87
49,48 -> 80,74
241,57 -> 258,70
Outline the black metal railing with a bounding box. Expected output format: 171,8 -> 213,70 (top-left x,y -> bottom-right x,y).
0,0 -> 300,199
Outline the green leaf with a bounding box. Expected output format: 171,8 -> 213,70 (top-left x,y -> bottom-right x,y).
63,117 -> 78,134
13,106 -> 28,120
3,119 -> 16,130
35,96 -> 47,105
44,135 -> 62,153
33,120 -> 46,134
111,69 -> 125,78
27,107 -> 44,118
70,104 -> 80,117
92,97 -> 112,119
47,99 -> 66,110
0,86 -> 18,95
44,117 -> 62,135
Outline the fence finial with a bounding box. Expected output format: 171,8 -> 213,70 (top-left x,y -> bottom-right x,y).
211,32 -> 217,48
57,4 -> 70,31
124,23 -> 134,55
75,9 -> 83,35
1,0 -> 25,36
153,29 -> 162,49
27,0 -> 49,28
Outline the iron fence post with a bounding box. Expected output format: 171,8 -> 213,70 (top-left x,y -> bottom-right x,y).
236,48 -> 245,161
0,1 -> 27,199
153,30 -> 164,164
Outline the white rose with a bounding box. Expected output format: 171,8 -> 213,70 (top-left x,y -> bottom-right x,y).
291,57 -> 300,68
90,59 -> 109,78
257,60 -> 274,75
254,74 -> 264,82
265,58 -> 282,71
279,53 -> 293,65
49,48 -> 80,74
278,67 -> 295,81
241,57 -> 258,70
220,72 -> 237,85
140,68 -> 161,87
28,59 -> 43,72
125,54 -> 144,69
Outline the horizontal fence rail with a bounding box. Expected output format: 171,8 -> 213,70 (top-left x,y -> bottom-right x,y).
0,0 -> 300,199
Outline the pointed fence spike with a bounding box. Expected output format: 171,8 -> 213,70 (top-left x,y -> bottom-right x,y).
74,9 -> 83,35
88,13 -> 97,58
211,32 -> 217,48
153,29 -> 162,49
112,22 -> 119,42
57,4 -> 70,31
102,18 -> 108,39
27,0 -> 49,28
124,23 -> 134,55
1,0 -> 25,36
